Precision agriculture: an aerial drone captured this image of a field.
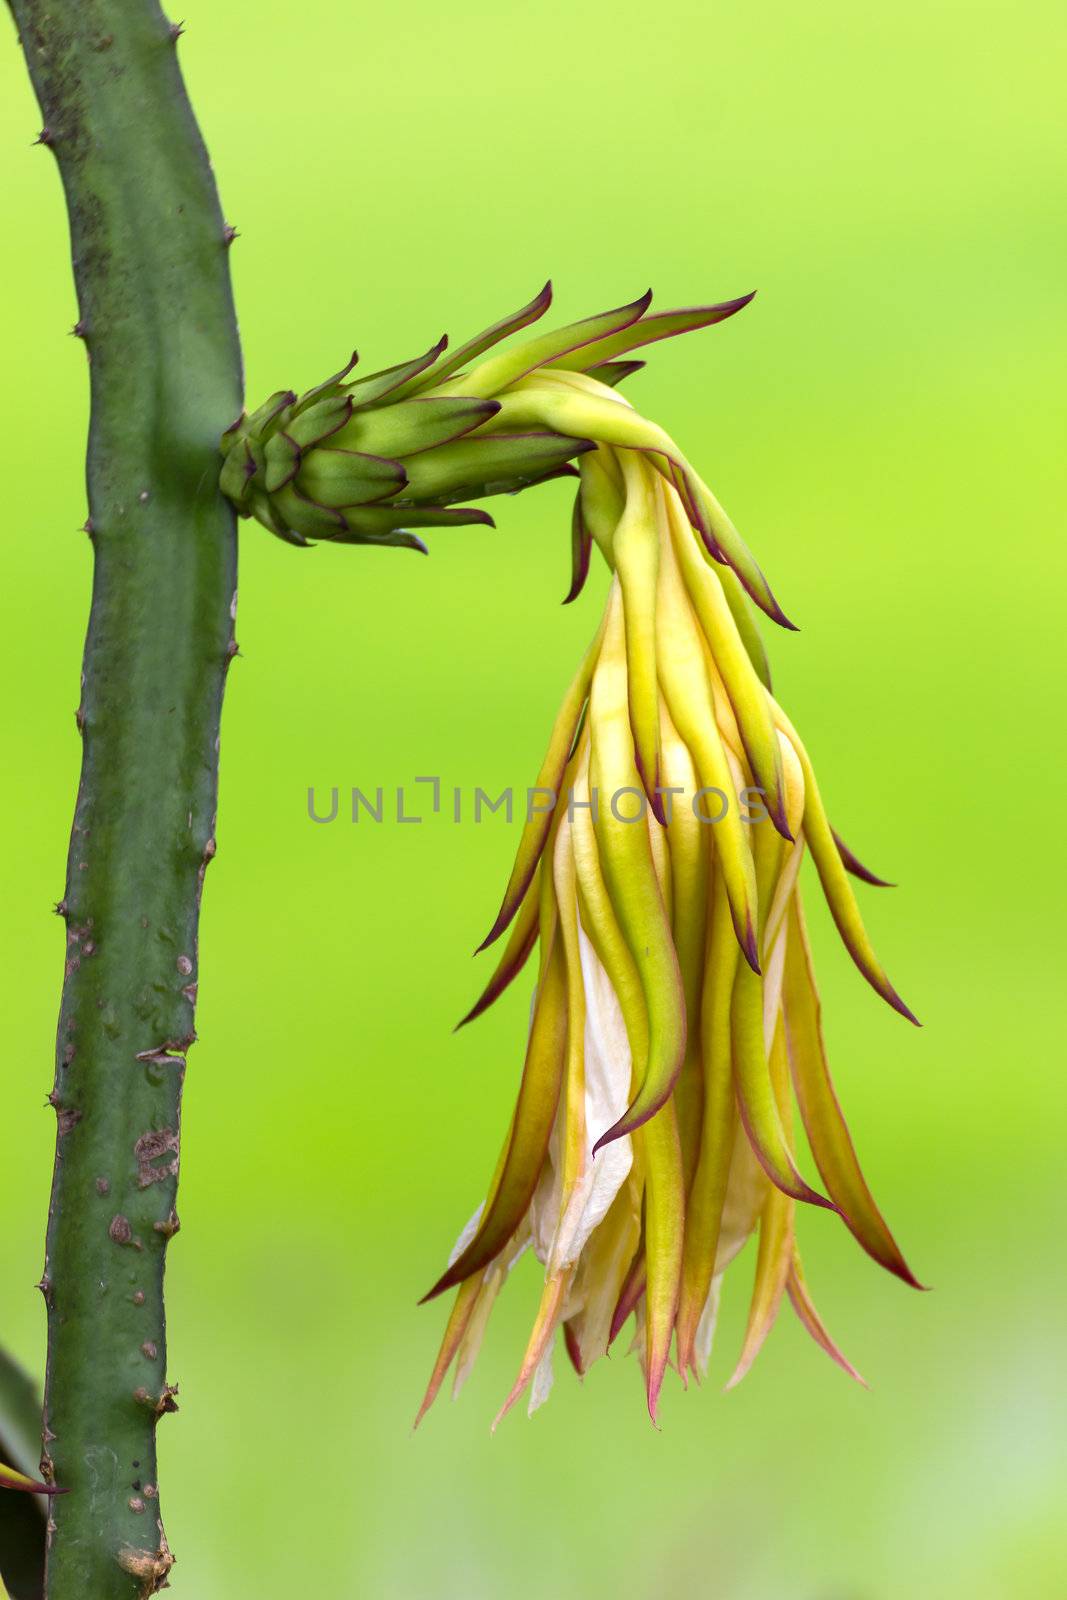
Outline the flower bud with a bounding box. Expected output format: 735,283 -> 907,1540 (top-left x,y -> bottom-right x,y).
220,283 -> 754,556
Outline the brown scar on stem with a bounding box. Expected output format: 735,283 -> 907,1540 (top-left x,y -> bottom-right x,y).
56,1106 -> 83,1137
197,835 -> 217,892
153,1211 -> 180,1237
132,1385 -> 179,1417
135,1051 -> 188,1076
135,1031 -> 193,1061
134,1128 -> 180,1188
116,1525 -> 174,1595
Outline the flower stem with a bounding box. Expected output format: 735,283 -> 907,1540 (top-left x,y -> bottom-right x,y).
6,2 -> 242,1593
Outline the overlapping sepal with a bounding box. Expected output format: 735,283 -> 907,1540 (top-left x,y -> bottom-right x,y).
221,285 -> 776,568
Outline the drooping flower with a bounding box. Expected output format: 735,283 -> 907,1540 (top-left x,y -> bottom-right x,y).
405,299 -> 922,1425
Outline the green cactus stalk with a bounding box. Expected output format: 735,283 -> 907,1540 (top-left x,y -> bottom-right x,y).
6,2 -> 241,1594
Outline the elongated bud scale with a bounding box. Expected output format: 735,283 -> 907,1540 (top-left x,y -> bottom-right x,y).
219,285 -> 759,559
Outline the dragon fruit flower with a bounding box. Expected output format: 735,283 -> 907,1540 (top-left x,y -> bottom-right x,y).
415,330 -> 922,1426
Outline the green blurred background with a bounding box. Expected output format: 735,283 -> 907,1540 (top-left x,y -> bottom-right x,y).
2,2 -> 1065,1595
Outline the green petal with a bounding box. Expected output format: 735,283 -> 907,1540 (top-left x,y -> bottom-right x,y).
337,396 -> 499,459
726,1018 -> 796,1387
296,448 -> 407,509
421,935 -> 568,1301
477,609 -> 606,951
452,292 -> 652,398
401,431 -> 593,504
555,294 -> 755,372
782,896 -> 922,1286
344,337 -> 448,407
400,282 -> 554,398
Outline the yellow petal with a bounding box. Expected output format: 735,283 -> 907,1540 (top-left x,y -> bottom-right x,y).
614,452 -> 664,820
769,701 -> 919,1024
676,861 -> 740,1375
477,611 -> 606,952
588,581 -> 686,1144
731,930 -> 834,1211
667,492 -> 791,840
421,932 -> 568,1301
726,1016 -> 796,1387
655,503 -> 760,971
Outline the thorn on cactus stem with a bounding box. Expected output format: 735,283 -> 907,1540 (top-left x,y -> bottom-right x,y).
133,1384 -> 179,1417
223,224 -> 239,247
170,20 -> 186,42
72,320 -> 88,339
82,517 -> 95,536
35,127 -> 55,147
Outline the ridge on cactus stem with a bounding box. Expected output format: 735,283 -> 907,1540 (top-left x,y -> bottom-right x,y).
410,293 -> 923,1427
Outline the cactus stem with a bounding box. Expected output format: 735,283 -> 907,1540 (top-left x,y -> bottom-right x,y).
7,1 -> 242,1594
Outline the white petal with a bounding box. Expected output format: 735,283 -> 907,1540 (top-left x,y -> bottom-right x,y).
762,922 -> 788,1053
565,1173 -> 641,1369
629,1300 -> 648,1381
527,984 -> 564,1266
451,1222 -> 532,1400
452,1264 -> 504,1399
448,1201 -> 485,1267
547,929 -> 633,1271
527,1339 -> 556,1416
715,1128 -> 768,1274
693,1274 -> 723,1380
